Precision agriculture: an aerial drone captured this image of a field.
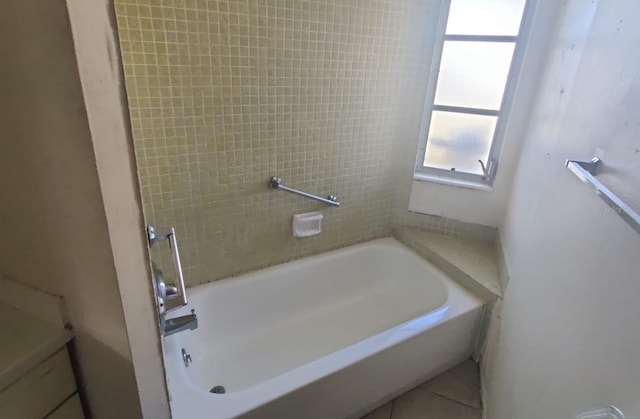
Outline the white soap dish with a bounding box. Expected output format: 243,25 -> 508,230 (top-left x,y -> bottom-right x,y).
292,212 -> 323,237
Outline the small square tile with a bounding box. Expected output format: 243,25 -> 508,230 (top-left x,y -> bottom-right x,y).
114,0 -> 487,287
392,388 -> 481,419
419,360 -> 482,409
361,402 -> 392,419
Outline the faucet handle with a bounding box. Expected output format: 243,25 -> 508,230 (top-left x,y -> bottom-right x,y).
165,285 -> 178,298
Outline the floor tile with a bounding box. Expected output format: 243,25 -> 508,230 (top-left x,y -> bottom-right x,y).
419,360 -> 481,409
392,387 -> 481,419
361,402 -> 393,419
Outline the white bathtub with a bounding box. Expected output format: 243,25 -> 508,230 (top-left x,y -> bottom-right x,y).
163,238 -> 483,419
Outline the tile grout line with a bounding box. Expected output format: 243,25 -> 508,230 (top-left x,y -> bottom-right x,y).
428,390 -> 483,411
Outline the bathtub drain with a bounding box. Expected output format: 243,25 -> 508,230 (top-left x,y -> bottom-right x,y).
210,385 -> 226,394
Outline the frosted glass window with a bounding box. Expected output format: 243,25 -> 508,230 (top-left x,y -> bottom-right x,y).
434,41 -> 515,110
416,0 -> 530,181
446,0 -> 526,36
424,111 -> 497,175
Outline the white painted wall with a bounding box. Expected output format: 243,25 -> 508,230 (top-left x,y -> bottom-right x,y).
485,0 -> 640,418
408,1 -> 562,227
0,1 -> 169,417
65,1 -> 171,416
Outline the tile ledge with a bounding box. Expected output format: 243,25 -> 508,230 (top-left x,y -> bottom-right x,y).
392,226 -> 502,303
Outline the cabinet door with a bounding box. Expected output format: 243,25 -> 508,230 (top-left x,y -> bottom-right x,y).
0,349 -> 76,418
47,394 -> 85,419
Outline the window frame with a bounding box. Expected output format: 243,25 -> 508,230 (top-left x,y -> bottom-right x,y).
414,0 -> 533,188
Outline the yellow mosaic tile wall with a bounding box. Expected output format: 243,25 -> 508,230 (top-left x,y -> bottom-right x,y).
115,0 -> 457,286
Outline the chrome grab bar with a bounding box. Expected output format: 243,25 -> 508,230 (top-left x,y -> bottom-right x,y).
269,176 -> 340,207
565,157 -> 640,234
147,225 -> 188,311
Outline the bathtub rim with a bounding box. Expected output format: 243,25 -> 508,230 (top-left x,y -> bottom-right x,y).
184,236 -> 448,297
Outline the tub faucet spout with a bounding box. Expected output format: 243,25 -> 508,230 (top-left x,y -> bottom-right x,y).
163,310 -> 198,337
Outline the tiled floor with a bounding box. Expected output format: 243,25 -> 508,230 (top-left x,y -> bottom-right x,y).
360,360 -> 482,419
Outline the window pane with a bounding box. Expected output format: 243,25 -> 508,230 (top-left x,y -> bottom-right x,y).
446,0 -> 526,36
434,41 -> 515,110
424,111 -> 497,175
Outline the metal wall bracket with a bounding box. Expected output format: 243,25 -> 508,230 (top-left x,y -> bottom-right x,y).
577,406 -> 625,419
565,157 -> 640,234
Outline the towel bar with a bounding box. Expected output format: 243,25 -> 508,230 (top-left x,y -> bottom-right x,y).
565,157 -> 640,234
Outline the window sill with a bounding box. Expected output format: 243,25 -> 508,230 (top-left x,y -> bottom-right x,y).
413,172 -> 494,192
